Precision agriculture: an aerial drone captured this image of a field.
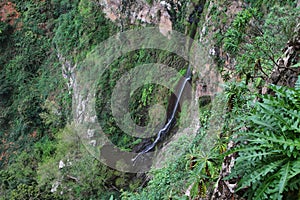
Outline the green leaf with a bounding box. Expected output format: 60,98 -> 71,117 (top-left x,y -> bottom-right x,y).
278,162 -> 290,194
291,63 -> 300,68
248,116 -> 274,130
237,159 -> 284,190
254,173 -> 276,200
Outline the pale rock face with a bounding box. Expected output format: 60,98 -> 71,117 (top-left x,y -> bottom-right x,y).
160,1 -> 171,10
87,129 -> 95,138
96,0 -> 173,37
159,12 -> 172,38
100,0 -> 121,22
57,53 -> 76,93
51,181 -> 61,193
59,160 -> 65,169
209,48 -> 217,56
89,140 -> 97,146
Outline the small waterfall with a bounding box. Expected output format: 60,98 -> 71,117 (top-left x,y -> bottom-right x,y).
132,64 -> 192,161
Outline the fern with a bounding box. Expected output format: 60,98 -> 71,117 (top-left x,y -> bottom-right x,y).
253,173 -> 277,200
229,85 -> 300,199
237,159 -> 285,190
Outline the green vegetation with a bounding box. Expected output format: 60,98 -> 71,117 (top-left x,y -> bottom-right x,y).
0,0 -> 299,199
96,49 -> 187,150
122,0 -> 300,199
229,84 -> 300,199
222,5 -> 299,82
0,0 -> 118,198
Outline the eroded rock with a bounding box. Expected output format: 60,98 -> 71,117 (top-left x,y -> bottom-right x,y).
96,0 -> 173,37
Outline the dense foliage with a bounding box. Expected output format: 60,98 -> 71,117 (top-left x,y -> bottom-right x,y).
0,0 -> 118,198
230,84 -> 300,199
0,0 -> 299,199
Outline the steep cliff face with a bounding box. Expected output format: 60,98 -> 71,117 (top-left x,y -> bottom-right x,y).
96,0 -> 173,36
38,0 -> 300,197
1,0 -> 299,199
70,0 -> 225,169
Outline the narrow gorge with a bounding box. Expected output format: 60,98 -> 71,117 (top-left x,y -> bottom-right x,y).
0,0 -> 299,199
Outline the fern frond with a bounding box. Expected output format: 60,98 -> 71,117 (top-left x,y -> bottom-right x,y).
290,159 -> 300,175
236,151 -> 277,163
278,161 -> 290,194
287,174 -> 300,191
253,173 -> 277,200
295,75 -> 300,90
237,159 -> 285,190
248,115 -> 275,130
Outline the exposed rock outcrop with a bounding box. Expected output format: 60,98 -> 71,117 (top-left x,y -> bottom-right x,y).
262,23 -> 300,94
96,0 -> 174,36
0,1 -> 19,25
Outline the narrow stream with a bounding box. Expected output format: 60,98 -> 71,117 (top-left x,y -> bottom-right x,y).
132,65 -> 192,161
132,2 -> 203,162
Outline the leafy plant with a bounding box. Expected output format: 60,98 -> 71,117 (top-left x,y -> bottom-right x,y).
296,75 -> 300,90
222,6 -> 299,85
185,148 -> 220,199
229,84 -> 300,199
121,156 -> 189,200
